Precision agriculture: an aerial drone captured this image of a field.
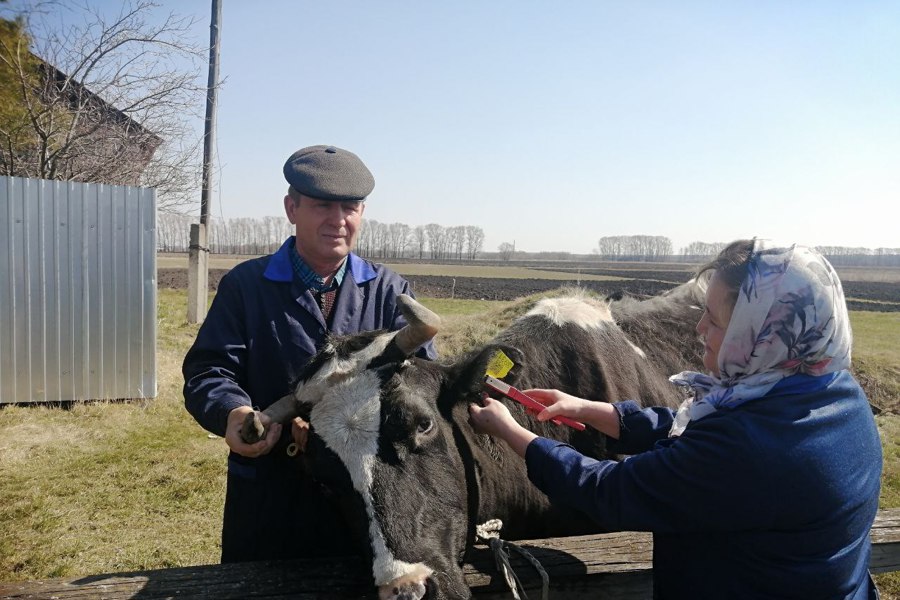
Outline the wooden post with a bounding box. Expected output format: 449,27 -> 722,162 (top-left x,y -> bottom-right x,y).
187,223 -> 208,323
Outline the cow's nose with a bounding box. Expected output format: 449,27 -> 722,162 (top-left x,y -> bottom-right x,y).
377,575 -> 432,600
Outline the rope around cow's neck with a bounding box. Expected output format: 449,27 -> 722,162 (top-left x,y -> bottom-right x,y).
476,519 -> 549,600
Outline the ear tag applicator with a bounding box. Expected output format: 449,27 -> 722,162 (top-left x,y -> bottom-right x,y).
483,350 -> 586,431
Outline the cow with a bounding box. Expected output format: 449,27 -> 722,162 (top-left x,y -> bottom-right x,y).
241,279 -> 707,600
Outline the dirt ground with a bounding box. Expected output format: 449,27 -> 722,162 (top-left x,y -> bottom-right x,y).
157,268 -> 900,311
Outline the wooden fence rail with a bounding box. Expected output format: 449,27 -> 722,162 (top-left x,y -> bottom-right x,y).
3,508 -> 899,600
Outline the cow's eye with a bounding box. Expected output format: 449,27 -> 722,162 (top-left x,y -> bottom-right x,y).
416,419 -> 433,435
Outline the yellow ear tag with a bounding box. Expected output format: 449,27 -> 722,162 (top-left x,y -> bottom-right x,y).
485,349 -> 515,379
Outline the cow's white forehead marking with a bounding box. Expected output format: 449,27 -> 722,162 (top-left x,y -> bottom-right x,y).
293,331 -> 397,406
526,295 -> 613,328
311,369 -> 432,586
317,331 -> 395,383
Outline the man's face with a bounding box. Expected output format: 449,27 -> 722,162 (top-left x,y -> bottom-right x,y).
284,194 -> 365,269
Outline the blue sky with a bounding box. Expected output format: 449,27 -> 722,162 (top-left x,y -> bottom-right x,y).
36,1 -> 900,253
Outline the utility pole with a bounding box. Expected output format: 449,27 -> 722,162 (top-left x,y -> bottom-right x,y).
188,0 -> 222,323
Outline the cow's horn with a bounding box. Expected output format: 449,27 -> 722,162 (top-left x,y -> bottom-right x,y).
394,294 -> 441,354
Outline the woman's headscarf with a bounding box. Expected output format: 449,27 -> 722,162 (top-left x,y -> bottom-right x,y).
668,239 -> 852,437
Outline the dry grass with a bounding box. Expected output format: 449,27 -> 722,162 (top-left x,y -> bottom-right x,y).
0,290 -> 224,579
0,288 -> 898,597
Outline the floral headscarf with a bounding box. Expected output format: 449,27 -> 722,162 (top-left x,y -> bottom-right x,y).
668,239 -> 852,437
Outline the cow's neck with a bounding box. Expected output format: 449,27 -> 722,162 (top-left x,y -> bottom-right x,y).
453,402 -> 602,541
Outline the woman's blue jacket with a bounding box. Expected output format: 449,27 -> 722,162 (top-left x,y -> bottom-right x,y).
526,371 -> 881,599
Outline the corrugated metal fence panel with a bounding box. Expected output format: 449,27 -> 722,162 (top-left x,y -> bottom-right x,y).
0,176 -> 157,403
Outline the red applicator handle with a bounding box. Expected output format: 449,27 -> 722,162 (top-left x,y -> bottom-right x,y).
484,376 -> 586,431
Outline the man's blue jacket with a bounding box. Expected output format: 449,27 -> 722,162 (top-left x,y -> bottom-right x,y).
526,371 -> 881,599
183,237 -> 437,440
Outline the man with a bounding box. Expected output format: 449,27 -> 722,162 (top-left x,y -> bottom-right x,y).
183,144 -> 437,562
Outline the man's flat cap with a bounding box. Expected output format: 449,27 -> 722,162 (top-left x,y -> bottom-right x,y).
283,145 -> 375,201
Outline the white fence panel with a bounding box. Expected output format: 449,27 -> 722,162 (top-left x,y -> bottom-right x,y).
0,176 -> 157,403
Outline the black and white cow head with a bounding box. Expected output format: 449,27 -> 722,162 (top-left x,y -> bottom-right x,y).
301,351 -> 478,600
244,295 -> 496,599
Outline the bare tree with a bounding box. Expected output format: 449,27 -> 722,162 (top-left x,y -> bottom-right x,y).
372,221 -> 389,258
0,0 -> 205,211
498,242 -> 515,262
597,235 -> 673,261
464,225 -> 484,260
446,225 -> 465,260
412,225 -> 426,259
157,211 -> 191,252
425,223 -> 445,260
356,218 -> 375,257
680,241 -> 728,257
387,222 -> 410,258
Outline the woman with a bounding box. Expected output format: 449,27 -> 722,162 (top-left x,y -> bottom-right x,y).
469,239 -> 882,600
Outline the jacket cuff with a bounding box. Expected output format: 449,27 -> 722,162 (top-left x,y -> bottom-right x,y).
215,398 -> 252,438
606,400 -> 641,451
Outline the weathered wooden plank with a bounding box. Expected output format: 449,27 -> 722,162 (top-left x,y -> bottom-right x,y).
0,559 -> 376,600
2,508 -> 898,599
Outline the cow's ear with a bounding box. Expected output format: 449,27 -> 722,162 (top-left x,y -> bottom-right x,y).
449,343 -> 527,401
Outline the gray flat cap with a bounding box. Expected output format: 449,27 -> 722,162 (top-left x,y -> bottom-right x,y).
283,145 -> 375,201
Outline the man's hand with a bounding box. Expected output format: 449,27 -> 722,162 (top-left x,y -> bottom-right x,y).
225,406 -> 282,458
469,397 -> 537,458
290,417 -> 310,452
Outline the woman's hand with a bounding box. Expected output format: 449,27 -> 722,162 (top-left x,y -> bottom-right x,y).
469,396 -> 519,438
523,389 -> 621,439
469,397 -> 538,458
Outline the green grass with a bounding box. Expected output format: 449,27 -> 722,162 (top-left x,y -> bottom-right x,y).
0,289 -> 898,597
418,297 -> 512,317
851,312 -> 900,364
850,312 -> 900,414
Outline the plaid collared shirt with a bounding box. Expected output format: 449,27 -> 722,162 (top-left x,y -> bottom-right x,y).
288,239 -> 346,292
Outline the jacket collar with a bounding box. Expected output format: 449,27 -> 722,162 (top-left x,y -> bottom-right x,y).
263,236 -> 376,285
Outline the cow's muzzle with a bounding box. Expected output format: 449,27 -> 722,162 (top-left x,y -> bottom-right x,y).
377,567 -> 435,600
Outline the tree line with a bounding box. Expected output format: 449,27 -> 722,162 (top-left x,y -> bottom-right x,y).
158,213 -> 293,254
595,235 -> 674,260
157,213 -> 486,260
357,222 -> 485,260
595,236 -> 900,266
158,214 -> 900,266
